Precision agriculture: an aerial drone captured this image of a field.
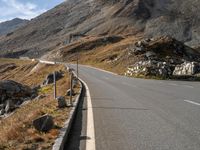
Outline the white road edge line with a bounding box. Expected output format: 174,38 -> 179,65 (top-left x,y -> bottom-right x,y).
184,100 -> 200,106
79,78 -> 96,150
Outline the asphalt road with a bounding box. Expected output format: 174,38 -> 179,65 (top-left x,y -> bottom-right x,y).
66,64 -> 200,150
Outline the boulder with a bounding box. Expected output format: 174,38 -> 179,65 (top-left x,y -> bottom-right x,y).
43,71 -> 63,85
5,100 -> 15,113
15,99 -> 24,106
33,114 -> 54,132
32,85 -> 41,92
56,96 -> 67,108
145,51 -> 157,60
131,46 -> 145,55
31,93 -> 38,99
66,89 -> 75,96
0,80 -> 33,104
43,73 -> 54,85
0,109 -> 5,115
0,94 -> 6,104
0,104 -> 5,110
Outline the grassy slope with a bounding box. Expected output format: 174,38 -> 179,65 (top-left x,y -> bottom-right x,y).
47,35 -> 200,80
47,35 -> 142,75
0,58 -> 79,150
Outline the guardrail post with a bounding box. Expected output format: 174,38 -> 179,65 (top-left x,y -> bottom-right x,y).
54,71 -> 57,99
70,72 -> 73,106
77,53 -> 79,79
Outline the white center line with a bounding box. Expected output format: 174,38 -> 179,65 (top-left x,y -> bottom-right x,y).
184,100 -> 200,106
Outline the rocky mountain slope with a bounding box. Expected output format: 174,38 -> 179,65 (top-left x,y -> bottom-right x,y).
0,0 -> 200,58
125,36 -> 200,79
45,34 -> 200,79
0,18 -> 28,36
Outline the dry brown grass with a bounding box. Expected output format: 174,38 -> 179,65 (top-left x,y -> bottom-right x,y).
0,95 -> 67,150
0,58 -> 78,150
70,36 -> 140,75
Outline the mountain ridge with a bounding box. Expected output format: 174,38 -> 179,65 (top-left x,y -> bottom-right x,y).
0,18 -> 28,36
0,0 -> 199,58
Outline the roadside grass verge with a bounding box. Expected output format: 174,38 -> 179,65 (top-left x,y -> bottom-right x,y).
0,58 -> 80,150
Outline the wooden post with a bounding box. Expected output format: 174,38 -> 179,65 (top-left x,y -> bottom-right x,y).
54,71 -> 57,99
77,53 -> 79,79
70,72 -> 73,106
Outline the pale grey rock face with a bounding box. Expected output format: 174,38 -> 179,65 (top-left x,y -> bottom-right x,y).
173,62 -> 200,76
126,60 -> 200,78
126,60 -> 172,77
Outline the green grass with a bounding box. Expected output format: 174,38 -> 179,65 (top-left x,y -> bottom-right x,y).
38,85 -> 53,95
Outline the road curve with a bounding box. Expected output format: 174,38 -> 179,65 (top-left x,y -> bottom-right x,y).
66,64 -> 200,150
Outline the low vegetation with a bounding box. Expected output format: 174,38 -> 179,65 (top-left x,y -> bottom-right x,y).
0,58 -> 79,150
46,35 -> 200,81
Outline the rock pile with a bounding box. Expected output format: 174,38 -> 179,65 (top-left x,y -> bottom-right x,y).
173,62 -> 200,76
0,80 -> 35,116
126,36 -> 200,79
125,60 -> 172,78
131,38 -> 152,55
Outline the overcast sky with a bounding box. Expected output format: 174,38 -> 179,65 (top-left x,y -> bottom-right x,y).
0,0 -> 64,22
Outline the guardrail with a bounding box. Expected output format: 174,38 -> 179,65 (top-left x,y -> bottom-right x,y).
38,59 -> 82,150
52,71 -> 83,150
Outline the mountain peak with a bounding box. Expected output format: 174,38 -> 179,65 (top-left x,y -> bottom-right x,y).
0,18 -> 29,36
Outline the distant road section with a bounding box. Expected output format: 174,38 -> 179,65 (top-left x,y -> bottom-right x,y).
66,64 -> 200,150
38,60 -> 56,65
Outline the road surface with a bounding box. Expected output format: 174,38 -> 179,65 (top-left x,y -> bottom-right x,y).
65,64 -> 200,150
